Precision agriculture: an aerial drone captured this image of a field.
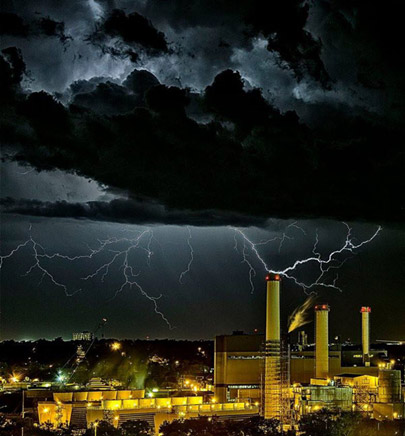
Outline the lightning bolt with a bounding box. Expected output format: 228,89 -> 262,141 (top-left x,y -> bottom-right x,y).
0,238 -> 31,269
0,227 -> 79,297
233,231 -> 239,252
287,221 -> 307,236
232,223 -> 382,293
1,221 -> 381,329
179,226 -> 194,284
1,226 -> 172,327
23,235 -> 81,297
17,168 -> 35,175
240,237 -> 257,294
145,229 -> 154,267
254,220 -> 306,253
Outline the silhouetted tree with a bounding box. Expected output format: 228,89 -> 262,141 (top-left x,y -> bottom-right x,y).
121,420 -> 153,436
83,420 -> 120,436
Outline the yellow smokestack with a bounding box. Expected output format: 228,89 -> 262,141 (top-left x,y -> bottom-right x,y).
266,274 -> 280,342
315,304 -> 329,379
264,273 -> 281,420
361,306 -> 371,367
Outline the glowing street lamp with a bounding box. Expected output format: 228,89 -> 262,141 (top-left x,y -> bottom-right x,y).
9,372 -> 22,383
111,342 -> 121,351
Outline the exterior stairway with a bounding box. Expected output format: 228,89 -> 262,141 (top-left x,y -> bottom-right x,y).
70,406 -> 87,428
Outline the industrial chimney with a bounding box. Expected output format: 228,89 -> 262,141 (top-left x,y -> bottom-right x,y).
266,274 -> 280,343
361,306 -> 371,367
264,273 -> 281,420
315,304 -> 330,379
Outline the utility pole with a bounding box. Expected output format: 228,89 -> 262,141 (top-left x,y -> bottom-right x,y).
21,389 -> 25,436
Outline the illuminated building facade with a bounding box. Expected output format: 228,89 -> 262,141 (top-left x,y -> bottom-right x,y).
72,331 -> 94,341
214,333 -> 263,403
37,390 -> 259,433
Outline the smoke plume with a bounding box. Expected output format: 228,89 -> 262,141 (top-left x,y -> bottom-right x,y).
288,294 -> 317,333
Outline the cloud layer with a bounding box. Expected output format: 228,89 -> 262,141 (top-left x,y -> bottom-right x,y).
1,0 -> 404,225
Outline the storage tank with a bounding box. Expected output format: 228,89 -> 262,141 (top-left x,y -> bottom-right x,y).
378,370 -> 401,403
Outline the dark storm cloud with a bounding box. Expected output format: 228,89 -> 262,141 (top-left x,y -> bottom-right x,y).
0,47 -> 26,98
84,8 -> 169,63
0,12 -> 71,44
72,81 -> 139,115
1,1 -> 405,225
68,70 -> 160,115
0,197 -> 267,227
135,0 -> 330,86
1,0 -> 402,116
305,0 -> 405,123
1,46 -> 404,224
89,9 -> 168,53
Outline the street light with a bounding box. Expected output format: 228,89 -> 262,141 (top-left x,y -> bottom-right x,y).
10,373 -> 21,383
111,342 -> 121,351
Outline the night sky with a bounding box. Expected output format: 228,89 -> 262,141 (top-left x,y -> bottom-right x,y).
1,1 -> 404,341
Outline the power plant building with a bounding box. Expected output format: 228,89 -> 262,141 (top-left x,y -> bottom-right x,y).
213,278 -> 402,422
36,277 -> 404,434
214,333 -> 262,403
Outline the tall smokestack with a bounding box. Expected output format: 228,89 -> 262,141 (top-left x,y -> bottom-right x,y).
264,273 -> 281,419
315,304 -> 329,379
361,306 -> 371,367
266,274 -> 280,343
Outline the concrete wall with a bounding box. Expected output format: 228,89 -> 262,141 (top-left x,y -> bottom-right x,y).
214,334 -> 263,402
373,403 -> 405,420
291,354 -> 379,384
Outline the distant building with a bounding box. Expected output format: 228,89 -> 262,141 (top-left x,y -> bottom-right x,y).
72,331 -> 94,341
86,377 -> 110,390
298,331 -> 308,348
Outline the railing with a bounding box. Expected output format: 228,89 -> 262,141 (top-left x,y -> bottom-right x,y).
86,401 -> 259,413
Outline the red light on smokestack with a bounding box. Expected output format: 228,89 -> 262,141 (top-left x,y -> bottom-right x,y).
360,306 -> 371,313
315,304 -> 330,311
265,273 -> 281,281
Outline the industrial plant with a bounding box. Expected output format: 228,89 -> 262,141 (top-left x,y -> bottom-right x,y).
214,274 -> 403,426
13,274 -> 400,434
14,274 -> 405,432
